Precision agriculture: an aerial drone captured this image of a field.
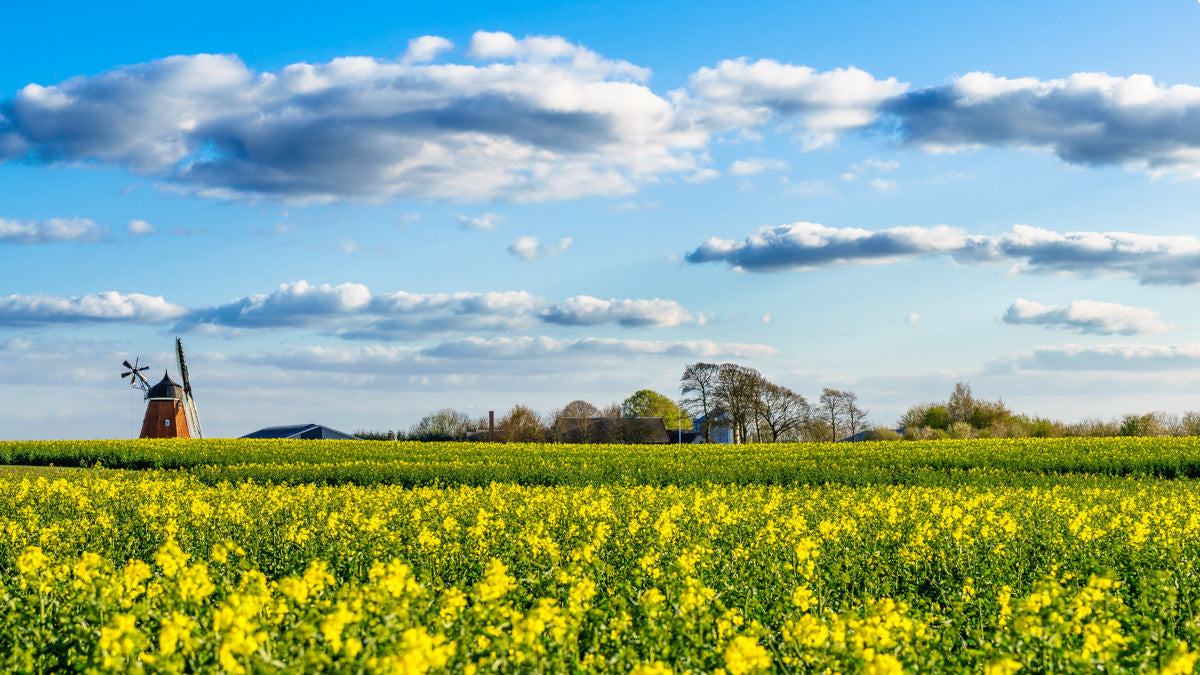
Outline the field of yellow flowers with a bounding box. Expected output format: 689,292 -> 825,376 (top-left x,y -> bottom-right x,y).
2,439 -> 1200,673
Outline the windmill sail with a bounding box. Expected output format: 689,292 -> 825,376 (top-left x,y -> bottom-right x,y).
175,337 -> 204,439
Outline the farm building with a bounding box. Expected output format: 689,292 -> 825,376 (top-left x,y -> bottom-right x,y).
240,424 -> 362,440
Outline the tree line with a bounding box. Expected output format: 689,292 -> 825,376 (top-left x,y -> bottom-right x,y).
355,365 -> 1200,443
356,361 -> 870,443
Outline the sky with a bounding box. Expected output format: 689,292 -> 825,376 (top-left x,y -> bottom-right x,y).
5,0 -> 1200,439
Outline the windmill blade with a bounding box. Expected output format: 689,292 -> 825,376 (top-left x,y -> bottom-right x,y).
175,337 -> 203,438
175,338 -> 192,396
123,360 -> 134,370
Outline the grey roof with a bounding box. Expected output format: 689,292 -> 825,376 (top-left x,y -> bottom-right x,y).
146,371 -> 184,400
240,424 -> 362,440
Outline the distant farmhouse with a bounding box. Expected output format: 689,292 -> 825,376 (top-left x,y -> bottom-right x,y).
692,412 -> 735,444
240,423 -> 362,440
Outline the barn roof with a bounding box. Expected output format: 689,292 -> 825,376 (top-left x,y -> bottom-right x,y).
239,423 -> 362,440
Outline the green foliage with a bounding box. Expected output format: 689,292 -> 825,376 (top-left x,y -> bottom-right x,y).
922,405 -> 950,430
1119,413 -> 1166,438
621,389 -> 691,430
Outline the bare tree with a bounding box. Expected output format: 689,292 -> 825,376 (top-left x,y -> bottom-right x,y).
681,362 -> 720,442
753,383 -> 810,442
716,364 -> 766,443
561,400 -> 600,418
842,390 -> 869,440
408,408 -> 474,441
947,381 -> 975,425
819,388 -> 843,442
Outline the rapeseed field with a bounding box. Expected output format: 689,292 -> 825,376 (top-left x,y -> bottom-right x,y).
2,439 -> 1199,673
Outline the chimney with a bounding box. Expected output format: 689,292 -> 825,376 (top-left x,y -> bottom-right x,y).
488,410 -> 495,433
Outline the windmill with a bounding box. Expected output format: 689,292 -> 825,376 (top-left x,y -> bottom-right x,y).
120,358 -> 151,393
120,340 -> 204,439
175,337 -> 203,439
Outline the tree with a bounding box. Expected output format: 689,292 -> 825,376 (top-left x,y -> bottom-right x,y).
921,405 -> 950,430
753,383 -> 810,442
842,390 -> 869,440
947,382 -> 975,425
898,404 -> 934,430
819,388 -> 843,442
498,405 -> 548,443
716,364 -> 766,443
560,400 -> 600,418
621,389 -> 691,430
408,408 -> 474,441
681,362 -> 721,442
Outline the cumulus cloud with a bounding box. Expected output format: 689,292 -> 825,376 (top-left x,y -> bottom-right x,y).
541,296 -> 692,327
1000,343 -> 1200,372
0,35 -> 702,204
10,48 -> 1200,201
0,217 -> 101,243
687,222 -> 1200,285
125,219 -> 156,236
507,235 -> 572,260
1003,298 -> 1169,336
400,35 -> 454,64
0,291 -> 186,325
686,221 -> 986,272
177,280 -> 697,336
682,58 -> 908,149
889,71 -> 1200,176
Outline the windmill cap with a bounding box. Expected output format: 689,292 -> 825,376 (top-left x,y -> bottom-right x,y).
147,371 -> 184,400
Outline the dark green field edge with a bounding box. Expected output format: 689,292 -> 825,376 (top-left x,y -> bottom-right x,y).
5,437 -> 1200,486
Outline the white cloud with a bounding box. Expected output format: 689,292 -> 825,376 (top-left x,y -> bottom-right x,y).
10,52 -> 1200,205
868,178 -> 898,192
339,240 -> 360,254
687,221 -> 984,272
541,296 -> 693,327
1000,343 -> 1200,372
1003,298 -> 1169,336
178,281 -> 699,336
0,291 -> 186,325
762,313 -> 773,324
684,168 -> 721,183
507,236 -> 572,260
729,157 -> 786,175
906,313 -> 921,325
683,58 -> 908,150
688,222 -> 1200,285
400,35 -> 454,64
0,217 -> 101,243
0,42 -> 695,203
458,213 -> 506,230
125,219 -> 157,236
890,71 -> 1200,177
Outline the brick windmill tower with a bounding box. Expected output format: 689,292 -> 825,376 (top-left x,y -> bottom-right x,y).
120,338 -> 204,439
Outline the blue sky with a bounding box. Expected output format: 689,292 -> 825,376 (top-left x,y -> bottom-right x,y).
5,0 -> 1200,439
